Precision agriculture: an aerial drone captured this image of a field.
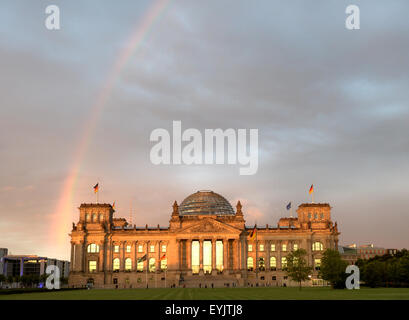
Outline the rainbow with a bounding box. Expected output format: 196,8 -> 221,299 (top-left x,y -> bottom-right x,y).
50,0 -> 171,258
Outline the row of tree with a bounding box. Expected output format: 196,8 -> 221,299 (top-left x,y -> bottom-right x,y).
285,248 -> 409,289
0,274 -> 68,288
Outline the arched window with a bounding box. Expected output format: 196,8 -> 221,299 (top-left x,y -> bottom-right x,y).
99,214 -> 104,222
113,258 -> 120,271
87,244 -> 99,253
149,258 -> 156,272
270,257 -> 276,270
312,241 -> 323,251
161,259 -> 167,270
92,214 -> 97,222
258,257 -> 265,271
125,258 -> 132,271
137,260 -> 144,272
247,257 -> 253,271
293,243 -> 298,251
86,213 -> 90,221
281,257 -> 287,269
282,244 -> 287,252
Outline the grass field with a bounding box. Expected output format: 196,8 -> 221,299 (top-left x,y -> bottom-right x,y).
1,287 -> 409,300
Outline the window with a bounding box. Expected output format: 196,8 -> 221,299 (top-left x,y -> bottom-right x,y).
248,244 -> 253,252
259,244 -> 264,252
126,245 -> 131,253
271,244 -> 276,252
149,258 -> 156,272
150,245 -> 155,253
258,257 -> 265,271
86,213 -> 90,221
320,213 -> 324,219
281,257 -> 287,269
293,243 -> 298,251
282,244 -> 287,252
314,213 -> 318,220
308,213 -> 311,219
125,258 -> 132,271
113,258 -> 120,271
137,260 -> 144,272
314,258 -> 321,271
247,257 -> 254,271
312,242 -> 323,251
99,214 -> 104,221
87,244 -> 99,253
272,276 -> 276,280
270,257 -> 277,270
138,245 -> 143,253
114,245 -> 119,253
161,245 -> 167,253
89,261 -> 97,273
161,259 -> 167,270
93,214 -> 97,222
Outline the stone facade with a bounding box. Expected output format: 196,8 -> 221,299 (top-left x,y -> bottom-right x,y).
68,191 -> 339,288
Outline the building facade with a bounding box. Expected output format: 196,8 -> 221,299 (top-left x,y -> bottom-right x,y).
69,190 -> 339,288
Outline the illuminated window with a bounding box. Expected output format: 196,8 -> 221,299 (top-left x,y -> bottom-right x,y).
113,258 -> 120,271
293,244 -> 298,251
259,244 -> 264,252
271,244 -> 276,252
114,245 -> 119,253
138,245 -> 143,253
258,257 -> 265,270
282,244 -> 287,252
270,257 -> 276,270
216,240 -> 223,272
126,245 -> 131,253
150,245 -> 155,253
281,257 -> 287,269
161,259 -> 167,270
191,241 -> 200,274
161,245 -> 167,253
93,214 -> 97,222
137,260 -> 144,272
312,242 -> 323,251
125,258 -> 132,271
247,257 -> 254,271
87,244 -> 99,253
89,261 -> 97,272
248,244 -> 253,252
203,241 -> 212,274
314,258 -> 321,270
99,214 -> 104,222
86,213 -> 90,221
149,258 -> 156,272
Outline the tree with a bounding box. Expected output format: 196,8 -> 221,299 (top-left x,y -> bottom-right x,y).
286,249 -> 312,290
319,249 -> 348,289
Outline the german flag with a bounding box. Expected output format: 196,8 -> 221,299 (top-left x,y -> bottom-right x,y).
249,227 -> 257,240
160,254 -> 166,261
93,183 -> 99,194
309,184 -> 314,194
137,254 -> 147,263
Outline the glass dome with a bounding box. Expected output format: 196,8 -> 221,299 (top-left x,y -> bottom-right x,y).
179,190 -> 235,216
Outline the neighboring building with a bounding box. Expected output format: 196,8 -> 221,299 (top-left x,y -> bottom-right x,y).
69,190 -> 340,288
0,255 -> 70,278
339,246 -> 358,265
0,248 -> 8,276
356,244 -> 388,260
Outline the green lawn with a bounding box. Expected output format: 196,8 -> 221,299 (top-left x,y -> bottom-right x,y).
1,287 -> 409,300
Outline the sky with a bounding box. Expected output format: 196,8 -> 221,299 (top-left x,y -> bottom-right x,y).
0,0 -> 408,260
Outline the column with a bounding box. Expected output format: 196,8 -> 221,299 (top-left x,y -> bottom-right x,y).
157,241 -> 161,271
82,240 -> 87,272
134,241 -> 138,272
186,240 -> 191,271
177,240 -> 181,270
266,240 -> 270,270
232,240 -> 238,271
223,239 -> 228,272
70,243 -> 74,271
120,242 -> 125,271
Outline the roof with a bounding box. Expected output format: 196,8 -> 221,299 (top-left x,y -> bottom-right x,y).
179,190 -> 235,216
298,203 -> 330,208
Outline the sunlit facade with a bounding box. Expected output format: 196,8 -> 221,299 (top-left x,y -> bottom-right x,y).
69,190 -> 339,288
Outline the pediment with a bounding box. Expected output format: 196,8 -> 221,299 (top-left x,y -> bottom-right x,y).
178,218 -> 241,235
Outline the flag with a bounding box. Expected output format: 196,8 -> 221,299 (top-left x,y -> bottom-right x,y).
112,201 -> 115,209
249,227 -> 257,240
160,254 -> 166,261
93,183 -> 99,194
309,184 -> 314,194
137,254 -> 147,263
286,202 -> 291,210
